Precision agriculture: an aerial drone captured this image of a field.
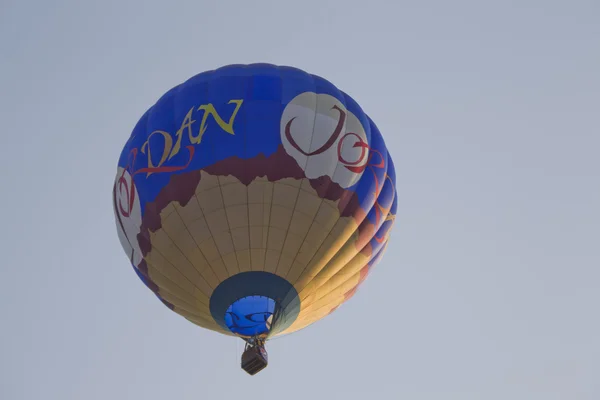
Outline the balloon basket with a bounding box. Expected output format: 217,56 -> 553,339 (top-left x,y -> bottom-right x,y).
241,340 -> 268,376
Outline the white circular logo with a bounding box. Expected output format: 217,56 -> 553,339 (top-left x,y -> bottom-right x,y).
281,92 -> 369,188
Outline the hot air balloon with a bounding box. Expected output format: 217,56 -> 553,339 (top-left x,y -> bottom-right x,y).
113,63 -> 397,375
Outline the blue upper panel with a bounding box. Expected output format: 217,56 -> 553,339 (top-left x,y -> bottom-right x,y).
118,64 -> 394,219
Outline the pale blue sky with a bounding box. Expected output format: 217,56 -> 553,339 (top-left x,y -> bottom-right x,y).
1,1 -> 599,399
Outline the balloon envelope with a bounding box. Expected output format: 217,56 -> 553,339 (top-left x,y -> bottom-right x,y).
113,64 -> 397,339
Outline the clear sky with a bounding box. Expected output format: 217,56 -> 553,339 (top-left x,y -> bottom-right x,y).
1,1 -> 599,399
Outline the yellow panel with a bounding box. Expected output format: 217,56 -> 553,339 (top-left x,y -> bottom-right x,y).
230,226 -> 250,248
272,182 -> 298,208
171,198 -> 200,223
197,239 -> 220,263
274,253 -> 294,276
185,216 -> 214,248
249,226 -> 265,249
225,205 -> 248,229
288,209 -> 313,236
197,171 -> 220,189
212,230 -> 235,256
160,209 -> 219,290
294,189 -> 322,217
281,295 -> 347,335
221,183 -> 248,206
308,242 -> 390,307
299,244 -> 370,300
138,167 -> 379,335
270,204 -> 293,230
145,248 -> 202,297
247,178 -> 268,204
221,252 -> 239,276
266,227 -> 286,251
299,273 -> 361,315
236,249 -> 252,273
281,232 -> 304,259
158,291 -> 211,320
205,209 -> 229,235
287,218 -> 359,290
287,272 -> 364,333
250,248 -> 266,271
296,216 -> 391,305
205,256 -> 229,282
263,249 -> 280,274
196,186 -> 223,214
146,263 -> 209,308
248,204 -> 264,227
283,244 -> 391,335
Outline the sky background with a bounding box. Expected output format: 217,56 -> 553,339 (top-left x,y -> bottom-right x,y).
1,0 -> 599,399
